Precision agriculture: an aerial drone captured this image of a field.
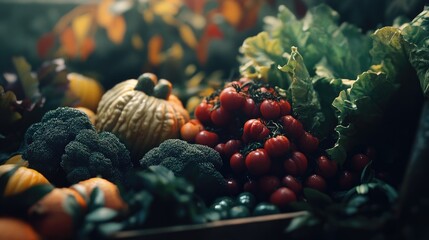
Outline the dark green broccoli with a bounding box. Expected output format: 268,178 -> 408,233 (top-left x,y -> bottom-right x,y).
139,139 -> 227,202
22,107 -> 133,186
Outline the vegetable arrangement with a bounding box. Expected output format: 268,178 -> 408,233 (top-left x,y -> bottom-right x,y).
0,2 -> 428,240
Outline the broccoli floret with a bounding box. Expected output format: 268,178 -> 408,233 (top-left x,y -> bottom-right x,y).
22,107 -> 133,186
139,139 -> 227,202
61,130 -> 133,185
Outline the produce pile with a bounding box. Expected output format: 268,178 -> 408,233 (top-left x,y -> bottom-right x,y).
1,3 -> 429,240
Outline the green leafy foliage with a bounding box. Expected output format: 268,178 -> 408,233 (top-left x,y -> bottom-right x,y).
77,166 -> 220,239
241,4 -> 428,166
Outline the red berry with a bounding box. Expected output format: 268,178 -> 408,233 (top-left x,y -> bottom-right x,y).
305,174 -> 327,192
316,156 -> 338,178
283,151 -> 308,176
270,187 -> 297,209
280,115 -> 305,139
195,130 -> 219,148
230,153 -> 246,173
281,175 -> 302,194
298,131 -> 319,153
257,175 -> 280,195
350,153 -> 370,172
245,148 -> 271,176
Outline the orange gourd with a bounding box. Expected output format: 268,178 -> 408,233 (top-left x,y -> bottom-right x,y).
67,72 -> 104,112
0,165 -> 50,197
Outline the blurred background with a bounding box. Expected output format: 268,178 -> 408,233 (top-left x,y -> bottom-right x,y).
0,0 -> 426,154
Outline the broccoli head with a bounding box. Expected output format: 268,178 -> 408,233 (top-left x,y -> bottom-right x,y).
139,139 -> 227,202
22,107 -> 133,186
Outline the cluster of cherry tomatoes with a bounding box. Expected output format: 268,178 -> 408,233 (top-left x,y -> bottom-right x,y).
180,78 -> 373,209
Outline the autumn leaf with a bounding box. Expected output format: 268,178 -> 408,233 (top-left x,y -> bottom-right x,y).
60,27 -> 78,58
107,15 -> 126,44
132,34 -> 144,50
238,0 -> 262,31
37,32 -> 56,58
72,13 -> 93,43
148,35 -> 164,66
221,0 -> 242,27
80,37 -> 96,60
97,0 -> 115,28
179,24 -> 198,49
184,0 -> 206,14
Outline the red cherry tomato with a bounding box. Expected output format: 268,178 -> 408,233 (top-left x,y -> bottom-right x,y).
243,98 -> 260,118
226,178 -> 240,196
214,143 -> 226,158
257,175 -> 280,195
298,131 -> 319,153
305,174 -> 327,192
316,156 -> 338,178
281,175 -> 302,194
338,170 -> 357,190
243,119 -> 270,141
230,153 -> 246,173
260,99 -> 281,120
180,119 -> 204,142
243,179 -> 257,194
224,139 -> 242,159
219,88 -> 245,111
210,106 -> 232,126
270,187 -> 297,209
283,151 -> 308,176
350,153 -> 370,173
194,102 -> 213,124
280,115 -> 305,139
245,148 -> 271,176
264,135 -> 290,158
279,99 -> 291,116
195,130 -> 219,148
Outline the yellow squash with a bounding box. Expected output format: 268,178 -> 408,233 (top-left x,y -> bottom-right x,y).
67,72 -> 104,112
95,73 -> 190,160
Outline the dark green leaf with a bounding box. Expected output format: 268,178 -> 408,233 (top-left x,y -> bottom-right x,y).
303,188 -> 333,208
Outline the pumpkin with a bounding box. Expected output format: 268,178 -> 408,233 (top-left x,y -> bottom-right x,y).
95,73 -> 190,159
3,154 -> 28,167
74,106 -> 97,125
0,218 -> 41,240
0,165 -> 50,197
67,72 -> 104,112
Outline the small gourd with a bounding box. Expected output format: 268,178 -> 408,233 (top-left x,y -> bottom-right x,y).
0,165 -> 50,197
95,73 -> 190,160
67,72 -> 104,112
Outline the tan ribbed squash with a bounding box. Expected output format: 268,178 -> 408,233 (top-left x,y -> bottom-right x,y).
95,73 -> 190,160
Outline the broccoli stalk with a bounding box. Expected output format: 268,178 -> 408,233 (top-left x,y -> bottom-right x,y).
139,139 -> 227,203
22,107 -> 133,186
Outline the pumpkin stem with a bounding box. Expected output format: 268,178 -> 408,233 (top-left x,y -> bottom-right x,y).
153,79 -> 173,100
135,73 -> 158,95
